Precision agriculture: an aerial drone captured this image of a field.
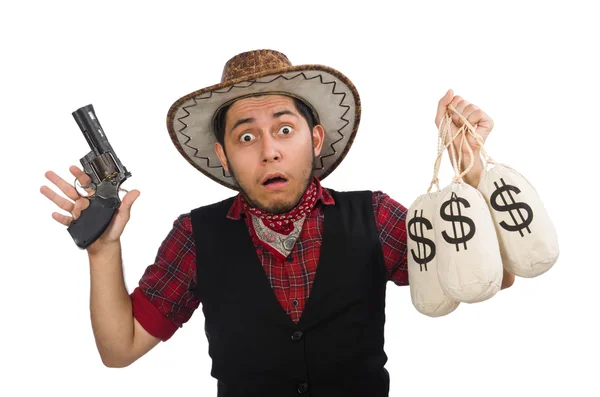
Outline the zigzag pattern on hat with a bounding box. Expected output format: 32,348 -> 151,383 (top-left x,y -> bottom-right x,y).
175,72 -> 351,179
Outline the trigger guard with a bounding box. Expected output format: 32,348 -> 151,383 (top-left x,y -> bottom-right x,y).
73,176 -> 97,198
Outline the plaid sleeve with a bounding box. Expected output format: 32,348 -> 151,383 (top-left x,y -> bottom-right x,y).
130,213 -> 200,341
372,191 -> 409,286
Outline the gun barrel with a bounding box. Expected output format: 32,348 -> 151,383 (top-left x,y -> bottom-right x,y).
72,104 -> 114,155
73,104 -> 132,184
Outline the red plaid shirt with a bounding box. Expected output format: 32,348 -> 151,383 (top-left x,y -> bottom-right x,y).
130,178 -> 409,341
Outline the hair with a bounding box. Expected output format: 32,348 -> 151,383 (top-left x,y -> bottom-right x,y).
212,95 -> 317,152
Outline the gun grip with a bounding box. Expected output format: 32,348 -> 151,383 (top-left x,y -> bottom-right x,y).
67,195 -> 121,249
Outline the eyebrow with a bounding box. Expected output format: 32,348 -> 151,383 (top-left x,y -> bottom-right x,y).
229,109 -> 298,133
273,109 -> 297,118
230,117 -> 254,132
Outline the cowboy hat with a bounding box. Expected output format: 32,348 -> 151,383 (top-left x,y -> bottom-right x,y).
166,49 -> 361,191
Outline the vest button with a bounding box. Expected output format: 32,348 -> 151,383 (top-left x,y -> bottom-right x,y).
291,330 -> 303,341
292,299 -> 299,307
297,382 -> 309,394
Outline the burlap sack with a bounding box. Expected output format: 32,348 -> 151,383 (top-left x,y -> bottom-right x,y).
478,163 -> 559,277
407,192 -> 460,317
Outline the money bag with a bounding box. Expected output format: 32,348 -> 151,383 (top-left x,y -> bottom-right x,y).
477,163 -> 559,277
433,181 -> 504,303
429,110 -> 504,303
406,191 -> 460,317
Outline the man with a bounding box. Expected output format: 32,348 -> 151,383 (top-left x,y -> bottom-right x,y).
41,49 -> 514,396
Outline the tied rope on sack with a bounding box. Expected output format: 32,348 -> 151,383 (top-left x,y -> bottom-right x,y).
404,104 -> 492,315
440,105 -> 560,278
428,105 -> 504,303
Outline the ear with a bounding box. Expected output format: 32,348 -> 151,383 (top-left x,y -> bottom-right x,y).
312,124 -> 325,157
214,142 -> 229,172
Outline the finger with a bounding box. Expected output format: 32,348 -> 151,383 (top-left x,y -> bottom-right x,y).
69,166 -> 96,196
51,211 -> 73,227
112,190 -> 140,226
119,189 -> 141,212
467,109 -> 494,131
450,97 -> 469,127
448,95 -> 464,112
44,170 -> 81,201
40,185 -> 75,213
462,104 -> 480,127
435,88 -> 454,127
70,197 -> 91,222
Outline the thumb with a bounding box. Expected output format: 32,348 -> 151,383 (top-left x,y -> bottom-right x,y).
120,189 -> 140,212
435,88 -> 454,128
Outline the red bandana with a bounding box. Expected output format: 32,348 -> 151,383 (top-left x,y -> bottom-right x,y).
242,180 -> 318,235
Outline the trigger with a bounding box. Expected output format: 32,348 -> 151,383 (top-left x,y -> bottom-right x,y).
73,177 -> 96,198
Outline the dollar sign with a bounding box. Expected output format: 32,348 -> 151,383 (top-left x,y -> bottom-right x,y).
407,209 -> 436,271
440,192 -> 476,251
490,178 -> 534,237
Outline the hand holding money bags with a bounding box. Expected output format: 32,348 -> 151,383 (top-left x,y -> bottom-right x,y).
406,103 -> 560,317
407,106 -> 504,316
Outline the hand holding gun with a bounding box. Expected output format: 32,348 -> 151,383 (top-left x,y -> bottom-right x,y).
41,104 -> 140,252
67,104 -> 134,249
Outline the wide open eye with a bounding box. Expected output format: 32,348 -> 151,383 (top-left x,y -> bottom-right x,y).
239,132 -> 256,143
278,125 -> 293,135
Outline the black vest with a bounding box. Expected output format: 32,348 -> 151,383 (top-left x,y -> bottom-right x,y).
190,189 -> 390,397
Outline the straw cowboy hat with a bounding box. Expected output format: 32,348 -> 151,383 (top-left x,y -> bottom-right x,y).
166,49 -> 361,191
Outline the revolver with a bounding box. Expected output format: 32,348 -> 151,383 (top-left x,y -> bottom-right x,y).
67,104 -> 132,249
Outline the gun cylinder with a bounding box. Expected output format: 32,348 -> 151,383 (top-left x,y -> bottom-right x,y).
91,152 -> 120,181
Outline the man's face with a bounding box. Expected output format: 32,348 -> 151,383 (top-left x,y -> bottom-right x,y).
214,95 -> 324,214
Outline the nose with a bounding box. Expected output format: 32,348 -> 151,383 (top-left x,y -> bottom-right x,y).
260,133 -> 281,164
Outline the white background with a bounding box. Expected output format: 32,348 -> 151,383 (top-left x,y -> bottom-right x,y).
2,0 -> 598,396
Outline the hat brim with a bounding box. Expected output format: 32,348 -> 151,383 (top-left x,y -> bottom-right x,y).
166,64 -> 361,191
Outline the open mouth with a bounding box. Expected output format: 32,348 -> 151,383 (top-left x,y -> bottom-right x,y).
261,174 -> 289,190
262,176 -> 287,186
